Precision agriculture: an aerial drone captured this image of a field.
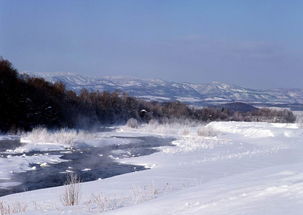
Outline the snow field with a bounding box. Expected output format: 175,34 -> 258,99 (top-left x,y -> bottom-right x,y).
0,121 -> 302,214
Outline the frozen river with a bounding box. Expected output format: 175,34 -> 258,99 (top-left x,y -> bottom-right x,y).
0,133 -> 174,196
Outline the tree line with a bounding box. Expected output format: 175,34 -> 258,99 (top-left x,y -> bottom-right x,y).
0,58 -> 296,133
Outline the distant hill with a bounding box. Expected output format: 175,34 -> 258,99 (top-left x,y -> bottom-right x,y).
30,72 -> 303,110
211,102 -> 258,113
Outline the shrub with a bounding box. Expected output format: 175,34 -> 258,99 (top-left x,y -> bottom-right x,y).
61,173 -> 81,206
197,126 -> 218,137
126,118 -> 139,128
0,201 -> 27,215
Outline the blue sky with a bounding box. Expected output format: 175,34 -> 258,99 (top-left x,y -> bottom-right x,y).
0,0 -> 302,89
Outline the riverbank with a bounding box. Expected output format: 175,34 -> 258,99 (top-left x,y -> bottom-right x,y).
0,121 -> 302,215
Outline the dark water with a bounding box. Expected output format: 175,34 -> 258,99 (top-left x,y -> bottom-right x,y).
0,135 -> 174,197
0,138 -> 22,151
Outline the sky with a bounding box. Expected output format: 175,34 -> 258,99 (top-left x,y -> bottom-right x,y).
0,0 -> 303,89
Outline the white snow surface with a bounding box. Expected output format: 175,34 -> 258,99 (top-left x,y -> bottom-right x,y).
1,121 -> 303,215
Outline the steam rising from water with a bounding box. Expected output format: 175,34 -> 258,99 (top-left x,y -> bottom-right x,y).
20,127 -> 96,146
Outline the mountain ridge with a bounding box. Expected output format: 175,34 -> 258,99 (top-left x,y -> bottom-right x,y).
26,72 -> 303,109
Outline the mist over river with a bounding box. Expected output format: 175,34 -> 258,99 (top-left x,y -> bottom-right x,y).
0,130 -> 174,197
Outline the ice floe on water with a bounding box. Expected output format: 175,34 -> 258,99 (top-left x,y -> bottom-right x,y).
0,154 -> 64,188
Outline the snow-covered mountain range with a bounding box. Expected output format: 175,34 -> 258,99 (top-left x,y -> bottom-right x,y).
28,72 -> 303,108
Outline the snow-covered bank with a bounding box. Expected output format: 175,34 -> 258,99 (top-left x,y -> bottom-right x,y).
18,127 -> 136,153
0,121 -> 303,215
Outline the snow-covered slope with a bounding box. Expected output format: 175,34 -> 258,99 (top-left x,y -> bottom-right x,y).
29,72 -> 303,106
1,121 -> 303,215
